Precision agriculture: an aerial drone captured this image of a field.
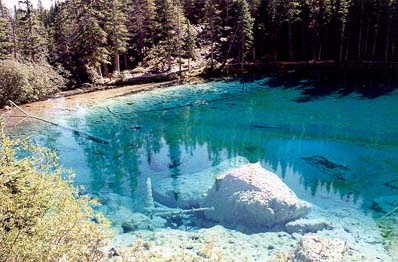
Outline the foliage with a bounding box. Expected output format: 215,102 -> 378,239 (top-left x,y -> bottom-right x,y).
0,127 -> 112,262
15,0 -> 49,62
1,0 -> 398,90
0,60 -> 65,107
0,0 -> 13,60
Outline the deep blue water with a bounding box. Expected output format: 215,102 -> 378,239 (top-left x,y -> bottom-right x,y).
11,77 -> 398,231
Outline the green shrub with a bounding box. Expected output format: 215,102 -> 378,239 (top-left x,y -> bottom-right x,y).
0,60 -> 66,107
0,127 -> 112,262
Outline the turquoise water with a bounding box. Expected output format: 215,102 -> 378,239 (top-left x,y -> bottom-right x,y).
12,77 -> 398,232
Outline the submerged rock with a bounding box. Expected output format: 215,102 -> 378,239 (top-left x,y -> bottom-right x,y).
152,156 -> 249,208
121,213 -> 166,233
302,155 -> 348,181
285,218 -> 333,234
293,234 -> 347,262
203,163 -> 311,230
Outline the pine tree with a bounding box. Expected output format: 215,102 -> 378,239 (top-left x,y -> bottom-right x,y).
72,0 -> 109,78
307,0 -> 332,60
154,0 -> 186,71
185,19 -> 196,71
105,0 -> 129,74
15,0 -> 49,62
337,0 -> 351,62
128,0 -> 156,61
203,0 -> 221,71
267,0 -> 284,60
235,0 -> 254,68
285,0 -> 301,60
0,0 -> 13,59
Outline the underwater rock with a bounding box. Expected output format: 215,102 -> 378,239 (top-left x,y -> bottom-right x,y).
285,218 -> 332,234
302,155 -> 349,181
152,156 -> 249,208
121,213 -> 166,233
384,179 -> 398,190
203,163 -> 312,229
293,234 -> 347,262
371,196 -> 398,213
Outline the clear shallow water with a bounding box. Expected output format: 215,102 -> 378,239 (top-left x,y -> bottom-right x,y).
11,77 -> 398,232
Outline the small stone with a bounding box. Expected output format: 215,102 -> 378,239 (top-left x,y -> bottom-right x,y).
293,234 -> 347,262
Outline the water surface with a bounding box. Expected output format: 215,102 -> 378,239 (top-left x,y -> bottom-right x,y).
11,76 -> 398,232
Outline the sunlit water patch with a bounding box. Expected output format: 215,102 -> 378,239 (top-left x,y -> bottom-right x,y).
9,77 -> 398,238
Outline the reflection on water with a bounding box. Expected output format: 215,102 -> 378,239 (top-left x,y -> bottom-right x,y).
10,77 -> 398,228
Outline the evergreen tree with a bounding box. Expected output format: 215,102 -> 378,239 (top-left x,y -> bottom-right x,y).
15,0 -> 48,62
203,0 -> 221,70
307,0 -> 332,60
105,0 -> 129,74
0,0 -> 13,59
185,18 -> 196,71
337,0 -> 351,62
285,0 -> 301,60
235,0 -> 254,68
154,0 -> 186,71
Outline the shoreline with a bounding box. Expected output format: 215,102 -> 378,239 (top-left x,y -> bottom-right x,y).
2,60 -> 398,112
1,79 -> 200,127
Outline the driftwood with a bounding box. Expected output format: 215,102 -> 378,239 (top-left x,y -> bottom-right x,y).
8,100 -> 110,145
144,177 -> 214,218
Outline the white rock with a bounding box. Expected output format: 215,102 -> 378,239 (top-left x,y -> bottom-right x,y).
285,219 -> 332,234
203,163 -> 311,229
293,234 -> 347,262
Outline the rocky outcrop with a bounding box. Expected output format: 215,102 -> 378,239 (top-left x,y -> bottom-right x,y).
293,234 -> 347,262
203,163 -> 311,230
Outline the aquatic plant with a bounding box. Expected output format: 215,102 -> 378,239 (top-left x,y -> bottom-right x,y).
0,126 -> 112,261
378,216 -> 398,258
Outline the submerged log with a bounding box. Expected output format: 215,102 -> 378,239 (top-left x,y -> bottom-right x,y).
145,177 -> 214,218
9,100 -> 110,145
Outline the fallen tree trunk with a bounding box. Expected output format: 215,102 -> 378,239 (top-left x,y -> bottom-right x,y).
9,100 -> 110,145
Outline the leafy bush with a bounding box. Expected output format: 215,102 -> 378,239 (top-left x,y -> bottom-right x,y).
0,127 -> 111,262
0,60 -> 66,107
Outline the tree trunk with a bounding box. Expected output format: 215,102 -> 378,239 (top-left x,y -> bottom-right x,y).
372,28 -> 378,58
123,53 -> 128,70
357,0 -> 364,59
114,51 -> 120,74
288,21 -> 294,60
11,6 -> 17,60
176,6 -> 181,74
339,29 -> 345,62
210,14 -> 214,71
318,43 -> 322,61
364,20 -> 370,57
385,13 -> 392,62
241,39 -> 244,70
103,64 -> 109,78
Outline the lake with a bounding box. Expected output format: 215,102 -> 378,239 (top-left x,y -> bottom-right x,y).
9,76 -> 398,260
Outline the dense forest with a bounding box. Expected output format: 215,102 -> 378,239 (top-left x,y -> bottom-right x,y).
1,0 -> 398,87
